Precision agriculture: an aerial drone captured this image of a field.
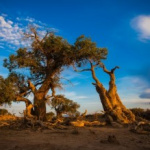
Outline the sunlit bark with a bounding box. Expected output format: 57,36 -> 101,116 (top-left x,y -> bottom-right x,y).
77,62 -> 135,124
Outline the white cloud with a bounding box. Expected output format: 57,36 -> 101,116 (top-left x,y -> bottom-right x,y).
0,16 -> 25,48
57,91 -> 87,101
0,15 -> 58,50
131,15 -> 150,41
0,16 -> 12,28
117,76 -> 150,103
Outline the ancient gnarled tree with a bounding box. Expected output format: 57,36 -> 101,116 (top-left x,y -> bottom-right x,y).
73,35 -> 135,124
3,28 -> 74,120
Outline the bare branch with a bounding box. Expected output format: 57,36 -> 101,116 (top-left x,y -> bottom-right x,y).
28,80 -> 37,93
19,91 -> 31,97
60,77 -> 73,86
15,96 -> 32,107
51,86 -> 56,97
111,66 -> 120,73
75,68 -> 91,72
99,62 -> 119,74
99,63 -> 111,74
72,64 -> 91,72
92,82 -> 97,86
35,81 -> 44,87
41,31 -> 50,43
89,60 -> 99,68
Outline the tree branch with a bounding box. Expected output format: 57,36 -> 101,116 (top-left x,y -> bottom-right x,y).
99,62 -> 120,74
111,66 -> 120,73
41,31 -> 51,43
99,63 -> 111,74
15,96 -> 32,107
75,68 -> 91,72
73,63 -> 91,72
60,77 -> 73,86
28,80 -> 37,93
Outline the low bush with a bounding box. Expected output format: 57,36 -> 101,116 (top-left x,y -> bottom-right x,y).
0,108 -> 9,115
130,108 -> 150,121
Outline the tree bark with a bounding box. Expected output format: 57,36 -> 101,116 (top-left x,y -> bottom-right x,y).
28,80 -> 48,121
32,91 -> 46,121
91,63 -> 135,124
15,96 -> 34,118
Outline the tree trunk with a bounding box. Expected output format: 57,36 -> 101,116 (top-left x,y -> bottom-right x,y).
34,92 -> 46,121
28,77 -> 55,121
91,63 -> 135,124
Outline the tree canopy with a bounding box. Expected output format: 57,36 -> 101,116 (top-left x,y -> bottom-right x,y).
51,95 -> 80,118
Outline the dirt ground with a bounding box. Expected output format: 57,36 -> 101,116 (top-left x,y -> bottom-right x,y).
0,126 -> 150,150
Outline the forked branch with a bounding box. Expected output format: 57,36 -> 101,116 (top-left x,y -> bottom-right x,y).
28,80 -> 37,93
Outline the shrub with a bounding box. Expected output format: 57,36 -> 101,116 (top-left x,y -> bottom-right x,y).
0,108 -> 9,115
46,112 -> 55,121
130,108 -> 150,121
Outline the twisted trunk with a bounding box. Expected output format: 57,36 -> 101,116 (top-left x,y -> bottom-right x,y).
91,63 -> 135,124
28,74 -> 54,121
34,92 -> 46,121
15,95 -> 34,118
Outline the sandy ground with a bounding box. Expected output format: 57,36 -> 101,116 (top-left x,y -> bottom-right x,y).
0,127 -> 150,150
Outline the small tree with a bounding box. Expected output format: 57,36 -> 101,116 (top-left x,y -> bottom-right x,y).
51,95 -> 80,118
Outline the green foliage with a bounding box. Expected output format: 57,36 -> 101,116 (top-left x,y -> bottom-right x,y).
0,108 -> 9,115
51,95 -> 80,117
4,33 -> 74,85
73,35 -> 107,65
2,28 -> 108,117
0,73 -> 29,105
0,76 -> 15,105
130,108 -> 150,120
4,31 -> 107,87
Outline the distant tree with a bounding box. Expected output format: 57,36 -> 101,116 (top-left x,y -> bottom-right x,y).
51,95 -> 80,118
73,35 -> 135,124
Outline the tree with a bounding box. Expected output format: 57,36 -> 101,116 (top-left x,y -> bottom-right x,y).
3,28 -> 74,120
73,35 -> 135,124
51,95 -> 80,118
0,75 -> 13,105
0,73 -> 35,117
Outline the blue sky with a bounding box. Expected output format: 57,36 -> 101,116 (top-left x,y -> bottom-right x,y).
0,0 -> 150,115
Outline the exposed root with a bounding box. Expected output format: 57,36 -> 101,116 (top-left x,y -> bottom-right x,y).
130,121 -> 150,134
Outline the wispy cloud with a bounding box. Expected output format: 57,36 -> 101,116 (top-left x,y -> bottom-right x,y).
0,15 -> 58,50
131,15 -> 150,41
117,75 -> 150,103
57,91 -> 87,101
139,88 -> 150,99
0,15 -> 30,49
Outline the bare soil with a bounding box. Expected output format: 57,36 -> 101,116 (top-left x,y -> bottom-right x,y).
0,126 -> 150,150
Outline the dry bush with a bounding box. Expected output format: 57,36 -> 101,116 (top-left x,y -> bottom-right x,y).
46,112 -> 55,121
130,108 -> 150,121
0,108 -> 9,115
